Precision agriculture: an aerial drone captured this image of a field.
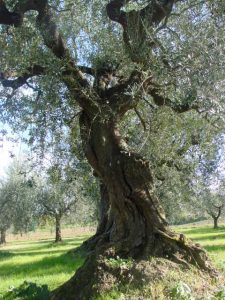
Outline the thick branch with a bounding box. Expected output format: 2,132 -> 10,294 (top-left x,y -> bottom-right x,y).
77,66 -> 94,76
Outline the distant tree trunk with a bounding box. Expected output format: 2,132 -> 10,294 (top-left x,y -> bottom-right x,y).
213,216 -> 218,229
0,229 -> 6,244
55,215 -> 62,242
207,205 -> 223,229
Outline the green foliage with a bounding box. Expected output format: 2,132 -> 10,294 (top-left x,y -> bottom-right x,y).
106,257 -> 134,269
3,281 -> 50,300
171,282 -> 194,300
212,289 -> 225,300
0,159 -> 38,235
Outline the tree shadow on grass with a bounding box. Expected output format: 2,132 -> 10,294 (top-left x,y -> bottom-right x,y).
190,233 -> 225,242
0,250 -> 15,261
204,244 -> 225,253
180,226 -> 225,235
0,249 -> 86,278
11,241 -> 83,254
1,236 -> 89,254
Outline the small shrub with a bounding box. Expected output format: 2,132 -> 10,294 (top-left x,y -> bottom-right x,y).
4,281 -> 50,300
212,288 -> 225,300
171,281 -> 194,300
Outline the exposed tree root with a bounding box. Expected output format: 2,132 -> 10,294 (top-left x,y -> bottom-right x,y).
51,230 -> 218,300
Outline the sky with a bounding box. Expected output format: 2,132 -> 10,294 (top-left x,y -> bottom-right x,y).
0,126 -> 24,178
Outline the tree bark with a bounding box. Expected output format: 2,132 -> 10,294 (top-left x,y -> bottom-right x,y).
55,215 -> 62,243
0,229 -> 6,244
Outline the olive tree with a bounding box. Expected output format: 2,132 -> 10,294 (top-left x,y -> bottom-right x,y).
0,161 -> 37,243
37,164 -> 79,242
0,0 -> 225,297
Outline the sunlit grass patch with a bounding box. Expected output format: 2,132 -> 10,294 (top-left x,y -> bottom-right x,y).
175,223 -> 225,268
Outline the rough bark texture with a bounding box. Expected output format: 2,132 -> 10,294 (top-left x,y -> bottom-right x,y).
55,215 -> 62,243
79,111 -> 167,257
0,229 -> 6,244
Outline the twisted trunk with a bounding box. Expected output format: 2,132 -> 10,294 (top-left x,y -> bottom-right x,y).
52,109 -> 214,300
79,112 -> 167,256
78,111 -> 211,263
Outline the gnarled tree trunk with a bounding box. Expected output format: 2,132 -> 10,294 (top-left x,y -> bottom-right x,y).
79,111 -> 167,257
52,108 -> 214,300
79,111 -> 209,262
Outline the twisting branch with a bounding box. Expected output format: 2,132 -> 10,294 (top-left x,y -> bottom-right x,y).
213,204 -> 224,219
106,0 -> 178,62
0,0 -> 96,112
0,65 -> 45,89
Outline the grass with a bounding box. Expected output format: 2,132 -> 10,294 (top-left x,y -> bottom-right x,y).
0,233 -> 90,297
175,223 -> 225,269
0,223 -> 225,298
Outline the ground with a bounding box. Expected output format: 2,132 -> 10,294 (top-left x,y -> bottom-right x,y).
0,224 -> 225,299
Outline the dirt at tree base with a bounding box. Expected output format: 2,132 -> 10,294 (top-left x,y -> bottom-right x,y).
51,249 -> 224,300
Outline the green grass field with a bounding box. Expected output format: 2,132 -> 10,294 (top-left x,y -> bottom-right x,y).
0,233 -> 90,297
0,224 -> 225,298
176,224 -> 225,269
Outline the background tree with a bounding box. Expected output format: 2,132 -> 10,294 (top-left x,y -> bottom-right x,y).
191,147 -> 225,229
0,160 -> 37,243
38,164 -> 79,243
